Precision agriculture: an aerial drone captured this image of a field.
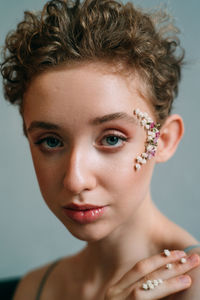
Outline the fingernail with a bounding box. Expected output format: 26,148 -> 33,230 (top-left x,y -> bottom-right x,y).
179,275 -> 191,285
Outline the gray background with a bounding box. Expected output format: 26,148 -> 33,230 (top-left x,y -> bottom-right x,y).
0,0 -> 199,279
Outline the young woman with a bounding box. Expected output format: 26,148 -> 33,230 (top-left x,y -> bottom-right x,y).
1,0 -> 200,299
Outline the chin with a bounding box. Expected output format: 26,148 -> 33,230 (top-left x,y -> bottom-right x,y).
63,221 -> 114,243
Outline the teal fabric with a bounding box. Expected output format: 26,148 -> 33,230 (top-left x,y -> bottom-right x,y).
183,244 -> 200,253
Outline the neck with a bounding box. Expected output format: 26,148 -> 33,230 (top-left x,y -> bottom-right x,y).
81,193 -> 170,286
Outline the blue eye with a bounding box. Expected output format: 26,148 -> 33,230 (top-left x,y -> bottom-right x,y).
101,135 -> 127,147
45,137 -> 61,148
35,136 -> 63,150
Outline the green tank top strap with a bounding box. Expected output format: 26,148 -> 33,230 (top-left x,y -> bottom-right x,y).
183,244 -> 200,253
35,259 -> 61,300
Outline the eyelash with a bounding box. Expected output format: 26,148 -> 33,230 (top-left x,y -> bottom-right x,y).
34,133 -> 128,152
34,136 -> 63,152
100,134 -> 128,148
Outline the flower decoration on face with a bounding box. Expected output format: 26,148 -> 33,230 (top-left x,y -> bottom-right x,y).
133,108 -> 160,171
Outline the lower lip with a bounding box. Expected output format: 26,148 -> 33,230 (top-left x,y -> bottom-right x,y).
63,207 -> 106,224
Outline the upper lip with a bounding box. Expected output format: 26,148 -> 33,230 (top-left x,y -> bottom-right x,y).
63,203 -> 104,211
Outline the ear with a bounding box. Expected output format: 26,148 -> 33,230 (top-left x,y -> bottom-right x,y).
156,114 -> 184,163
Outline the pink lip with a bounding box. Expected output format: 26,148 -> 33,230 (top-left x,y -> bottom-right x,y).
62,203 -> 107,224
64,203 -> 104,210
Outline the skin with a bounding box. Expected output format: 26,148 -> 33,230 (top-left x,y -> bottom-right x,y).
14,61 -> 200,300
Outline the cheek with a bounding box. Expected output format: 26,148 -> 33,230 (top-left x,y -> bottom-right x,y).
30,149 -> 62,203
97,135 -> 147,183
107,163 -> 154,224
29,128 -> 153,205
99,146 -> 154,201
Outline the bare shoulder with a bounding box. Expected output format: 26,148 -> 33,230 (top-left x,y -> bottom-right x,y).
13,261 -> 59,300
13,254 -> 80,300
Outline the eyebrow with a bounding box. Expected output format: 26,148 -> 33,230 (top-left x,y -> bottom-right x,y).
27,121 -> 60,134
90,112 -> 136,125
27,112 -> 136,133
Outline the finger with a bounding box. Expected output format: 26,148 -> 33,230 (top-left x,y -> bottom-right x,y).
132,274 -> 192,300
112,250 -> 186,291
144,253 -> 200,283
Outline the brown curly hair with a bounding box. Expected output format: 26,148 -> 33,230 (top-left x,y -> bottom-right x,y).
1,0 -> 184,134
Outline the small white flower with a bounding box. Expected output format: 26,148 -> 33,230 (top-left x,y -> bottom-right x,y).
158,279 -> 163,284
146,124 -> 150,130
134,108 -> 140,115
142,283 -> 148,290
147,145 -> 153,151
180,258 -> 187,264
148,283 -> 155,290
141,153 -> 148,158
166,263 -> 172,269
164,249 -> 171,257
153,280 -> 159,286
139,112 -> 143,118
141,159 -> 147,164
135,163 -> 141,170
148,131 -> 155,137
141,119 -> 147,126
136,156 -> 143,163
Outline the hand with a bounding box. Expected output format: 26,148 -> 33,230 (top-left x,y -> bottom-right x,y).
104,250 -> 200,300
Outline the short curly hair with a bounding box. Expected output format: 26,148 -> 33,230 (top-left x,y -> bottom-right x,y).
1,0 -> 184,132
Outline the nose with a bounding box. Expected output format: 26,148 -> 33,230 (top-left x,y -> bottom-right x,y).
63,146 -> 97,195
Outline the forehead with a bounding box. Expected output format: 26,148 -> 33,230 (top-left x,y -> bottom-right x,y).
23,62 -> 153,124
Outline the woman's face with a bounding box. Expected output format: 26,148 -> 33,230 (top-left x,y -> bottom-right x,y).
23,62 -> 156,242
